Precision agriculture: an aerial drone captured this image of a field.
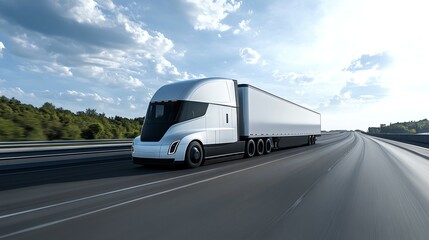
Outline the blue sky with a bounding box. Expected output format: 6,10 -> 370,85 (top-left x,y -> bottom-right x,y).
0,0 -> 428,130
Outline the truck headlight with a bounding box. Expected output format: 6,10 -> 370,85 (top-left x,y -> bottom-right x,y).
168,140 -> 180,155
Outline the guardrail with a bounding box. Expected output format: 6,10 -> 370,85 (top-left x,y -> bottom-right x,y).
0,144 -> 131,160
365,133 -> 429,147
0,139 -> 133,148
0,142 -> 133,172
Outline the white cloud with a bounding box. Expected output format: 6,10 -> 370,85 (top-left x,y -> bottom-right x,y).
44,63 -> 73,77
68,0 -> 107,25
65,90 -> 115,104
126,76 -> 144,88
86,66 -> 104,76
0,87 -> 35,98
0,41 -> 4,57
155,57 -> 180,76
0,0 -> 207,92
239,19 -> 250,31
239,47 -> 260,64
12,34 -> 38,50
96,0 -> 116,10
185,0 -> 242,32
234,19 -> 250,34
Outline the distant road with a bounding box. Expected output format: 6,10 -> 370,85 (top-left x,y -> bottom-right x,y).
1,132 -> 428,239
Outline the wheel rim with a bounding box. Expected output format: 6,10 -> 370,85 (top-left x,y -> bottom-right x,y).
247,140 -> 255,157
266,139 -> 271,153
257,139 -> 264,155
190,146 -> 201,163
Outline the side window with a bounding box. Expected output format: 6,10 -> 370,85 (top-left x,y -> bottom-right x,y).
155,105 -> 164,118
177,102 -> 208,122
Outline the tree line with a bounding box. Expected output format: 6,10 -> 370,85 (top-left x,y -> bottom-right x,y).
0,96 -> 144,141
368,119 -> 429,134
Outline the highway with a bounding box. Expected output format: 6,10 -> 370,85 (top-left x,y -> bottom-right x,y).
1,132 -> 429,239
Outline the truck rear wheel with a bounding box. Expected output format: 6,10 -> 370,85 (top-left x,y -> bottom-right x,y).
185,141 -> 204,168
265,138 -> 272,154
256,138 -> 265,156
245,139 -> 256,158
308,136 -> 316,145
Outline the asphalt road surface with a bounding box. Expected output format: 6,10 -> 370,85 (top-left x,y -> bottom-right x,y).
1,132 -> 428,240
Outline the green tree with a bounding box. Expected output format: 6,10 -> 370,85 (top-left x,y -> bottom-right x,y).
0,96 -> 143,141
81,123 -> 103,139
0,118 -> 25,141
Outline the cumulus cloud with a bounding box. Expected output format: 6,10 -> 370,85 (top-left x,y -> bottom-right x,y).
0,41 -> 4,57
0,0 -> 196,89
67,0 -> 108,25
44,63 -> 73,77
184,0 -> 242,31
319,64 -> 388,111
0,87 -> 35,98
320,79 -> 387,111
64,90 -> 115,104
239,47 -> 260,64
345,52 -> 393,72
233,19 -> 250,34
155,56 -> 180,76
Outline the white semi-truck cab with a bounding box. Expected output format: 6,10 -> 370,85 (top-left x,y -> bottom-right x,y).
132,77 -> 321,168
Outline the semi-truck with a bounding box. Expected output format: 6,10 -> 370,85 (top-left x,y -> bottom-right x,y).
132,77 -> 321,168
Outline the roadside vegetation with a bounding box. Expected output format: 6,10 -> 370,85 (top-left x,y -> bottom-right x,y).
0,96 -> 144,141
368,119 -> 429,134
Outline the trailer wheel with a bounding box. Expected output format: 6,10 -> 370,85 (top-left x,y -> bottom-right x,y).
185,141 -> 204,168
265,138 -> 272,154
245,139 -> 256,158
256,138 -> 265,156
312,136 -> 316,145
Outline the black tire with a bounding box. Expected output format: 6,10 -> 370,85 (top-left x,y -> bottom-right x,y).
256,138 -> 264,156
245,139 -> 256,158
312,136 -> 316,145
185,141 -> 204,168
308,136 -> 312,145
265,138 -> 272,154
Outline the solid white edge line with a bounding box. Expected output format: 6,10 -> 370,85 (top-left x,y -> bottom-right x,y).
0,152 -> 303,239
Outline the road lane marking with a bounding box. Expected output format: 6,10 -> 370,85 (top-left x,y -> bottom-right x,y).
0,168 -> 217,220
0,134 -> 355,239
0,152 -> 306,239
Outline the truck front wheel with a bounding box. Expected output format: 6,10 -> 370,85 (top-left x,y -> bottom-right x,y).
185,141 -> 204,168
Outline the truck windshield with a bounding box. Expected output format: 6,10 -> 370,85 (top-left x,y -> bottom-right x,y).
141,101 -> 208,142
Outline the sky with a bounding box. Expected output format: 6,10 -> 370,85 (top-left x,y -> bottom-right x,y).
0,0 -> 428,131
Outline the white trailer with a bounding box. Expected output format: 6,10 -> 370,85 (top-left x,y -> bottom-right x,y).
238,84 -> 320,156
132,77 -> 321,168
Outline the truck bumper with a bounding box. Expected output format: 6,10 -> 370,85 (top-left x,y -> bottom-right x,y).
131,137 -> 187,165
